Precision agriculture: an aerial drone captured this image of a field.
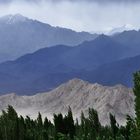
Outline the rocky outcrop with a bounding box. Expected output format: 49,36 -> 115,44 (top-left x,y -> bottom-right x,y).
0,79 -> 135,126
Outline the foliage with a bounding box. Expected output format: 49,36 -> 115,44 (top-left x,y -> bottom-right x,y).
0,106 -> 134,140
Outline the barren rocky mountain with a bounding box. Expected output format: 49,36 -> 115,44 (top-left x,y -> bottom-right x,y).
0,79 -> 135,126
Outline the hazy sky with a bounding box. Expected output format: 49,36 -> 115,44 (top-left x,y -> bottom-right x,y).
0,0 -> 139,33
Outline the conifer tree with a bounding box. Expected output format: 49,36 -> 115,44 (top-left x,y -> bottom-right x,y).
89,108 -> 101,135
37,112 -> 43,129
133,71 -> 140,140
67,107 -> 75,138
54,113 -> 65,139
18,116 -> 26,140
44,117 -> 49,129
110,114 -> 118,140
125,115 -> 136,140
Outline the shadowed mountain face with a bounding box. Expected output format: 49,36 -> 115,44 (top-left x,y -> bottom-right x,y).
112,30 -> 140,57
0,27 -> 140,94
0,14 -> 97,62
83,55 -> 140,87
0,34 -> 130,95
0,79 -> 135,126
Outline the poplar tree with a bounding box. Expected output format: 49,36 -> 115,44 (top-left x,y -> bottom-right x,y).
133,71 -> 140,140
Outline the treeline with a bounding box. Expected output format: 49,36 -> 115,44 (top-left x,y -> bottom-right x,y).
0,106 -> 136,140
0,72 -> 140,140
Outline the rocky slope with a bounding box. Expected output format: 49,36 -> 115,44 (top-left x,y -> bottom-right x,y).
0,79 -> 135,126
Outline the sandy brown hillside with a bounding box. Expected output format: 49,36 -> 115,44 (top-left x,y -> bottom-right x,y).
0,79 -> 135,125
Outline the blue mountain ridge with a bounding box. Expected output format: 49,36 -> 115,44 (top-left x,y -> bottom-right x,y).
0,14 -> 97,62
0,33 -> 138,95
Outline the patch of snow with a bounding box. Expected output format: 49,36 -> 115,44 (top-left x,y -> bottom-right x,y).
0,14 -> 28,24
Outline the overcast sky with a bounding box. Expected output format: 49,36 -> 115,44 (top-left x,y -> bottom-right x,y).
0,0 -> 139,33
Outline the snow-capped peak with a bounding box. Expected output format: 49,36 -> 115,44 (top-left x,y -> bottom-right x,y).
108,24 -> 137,35
0,14 -> 28,24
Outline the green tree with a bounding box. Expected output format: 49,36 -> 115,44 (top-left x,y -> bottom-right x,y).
110,114 -> 118,140
87,108 -> 101,139
18,116 -> 26,140
133,71 -> 140,140
66,107 -> 75,139
124,115 -> 136,140
54,113 -> 65,139
37,112 -> 43,129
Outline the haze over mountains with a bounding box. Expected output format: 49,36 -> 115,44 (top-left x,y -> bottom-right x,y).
84,55 -> 140,87
0,13 -> 139,127
0,34 -> 133,94
0,14 -> 97,62
0,79 -> 135,126
0,14 -> 140,95
112,30 -> 140,56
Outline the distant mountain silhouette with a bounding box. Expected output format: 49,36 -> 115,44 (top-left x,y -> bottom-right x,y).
112,30 -> 140,57
0,34 -> 132,95
84,55 -> 140,87
61,34 -> 128,69
0,14 -> 97,62
108,24 -> 135,35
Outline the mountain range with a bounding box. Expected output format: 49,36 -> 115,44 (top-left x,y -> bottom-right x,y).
84,55 -> 140,87
0,34 -> 132,95
0,14 -> 139,127
0,14 -> 140,95
108,24 -> 135,35
0,14 -> 97,62
112,30 -> 140,57
0,79 -> 135,126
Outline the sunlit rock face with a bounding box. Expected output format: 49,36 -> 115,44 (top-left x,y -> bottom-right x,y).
0,79 -> 135,126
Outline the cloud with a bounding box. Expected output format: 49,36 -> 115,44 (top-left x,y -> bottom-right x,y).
0,0 -> 140,4
0,0 -> 11,4
0,0 -> 140,33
